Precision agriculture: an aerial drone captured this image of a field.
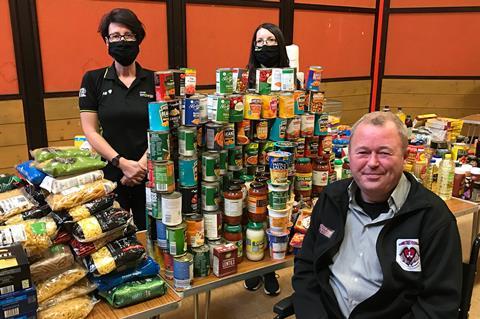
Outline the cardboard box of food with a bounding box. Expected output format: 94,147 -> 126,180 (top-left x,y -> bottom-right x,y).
0,244 -> 32,296
0,287 -> 37,319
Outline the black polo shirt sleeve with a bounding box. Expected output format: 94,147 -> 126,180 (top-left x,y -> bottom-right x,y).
79,70 -> 101,112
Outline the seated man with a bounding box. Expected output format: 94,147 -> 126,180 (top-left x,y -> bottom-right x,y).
292,112 -> 462,319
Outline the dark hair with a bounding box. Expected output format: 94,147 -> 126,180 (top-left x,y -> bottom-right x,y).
247,23 -> 290,88
98,8 -> 146,44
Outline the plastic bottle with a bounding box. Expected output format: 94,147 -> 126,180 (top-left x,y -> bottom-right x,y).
405,115 -> 413,137
413,149 -> 427,183
423,159 -> 435,190
334,159 -> 343,181
382,105 -> 391,112
395,107 -> 406,123
437,154 -> 455,200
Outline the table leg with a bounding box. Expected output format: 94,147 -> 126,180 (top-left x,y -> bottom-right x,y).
204,290 -> 211,319
194,294 -> 199,319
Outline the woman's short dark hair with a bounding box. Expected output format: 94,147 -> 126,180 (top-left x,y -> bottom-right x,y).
98,8 -> 146,44
247,23 -> 290,88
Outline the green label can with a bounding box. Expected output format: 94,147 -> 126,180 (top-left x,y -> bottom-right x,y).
215,96 -> 230,123
256,68 -> 272,95
179,155 -> 198,187
216,68 -> 234,94
201,181 -> 220,211
202,152 -> 220,182
154,160 -> 175,193
148,130 -> 171,161
228,146 -> 243,170
178,126 -> 197,156
267,181 -> 289,210
219,150 -> 228,176
228,94 -> 244,122
152,190 -> 162,219
166,223 -> 187,256
190,245 -> 210,278
244,142 -> 259,166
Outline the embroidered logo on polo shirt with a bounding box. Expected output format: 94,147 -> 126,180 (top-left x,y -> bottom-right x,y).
396,239 -> 421,272
139,91 -> 154,99
79,88 -> 86,98
319,224 -> 335,238
102,89 -> 113,96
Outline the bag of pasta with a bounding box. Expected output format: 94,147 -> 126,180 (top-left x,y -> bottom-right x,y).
84,236 -> 146,276
72,207 -> 131,242
0,188 -> 38,222
37,278 -> 97,312
40,170 -> 104,194
4,204 -> 51,225
34,156 -> 106,178
30,244 -> 75,283
46,179 -> 116,211
37,296 -> 96,319
31,147 -> 93,163
16,160 -> 47,185
36,263 -> 87,303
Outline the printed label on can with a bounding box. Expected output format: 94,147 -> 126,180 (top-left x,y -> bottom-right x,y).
216,69 -> 234,94
223,124 -> 235,149
162,194 -> 183,226
182,98 -> 201,126
154,161 -> 175,193
202,182 -> 220,211
179,127 -> 197,156
179,157 -> 198,187
224,198 -> 243,217
204,212 -> 222,239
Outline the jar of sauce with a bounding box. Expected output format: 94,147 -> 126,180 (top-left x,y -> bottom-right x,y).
223,184 -> 243,225
246,222 -> 265,261
248,181 -> 268,222
312,154 -> 329,197
223,224 -> 243,263
294,158 -> 312,200
452,167 -> 465,198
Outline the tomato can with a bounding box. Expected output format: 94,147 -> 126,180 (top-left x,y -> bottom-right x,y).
206,122 -> 224,151
219,150 -> 228,175
278,92 -> 295,118
256,68 -> 272,95
223,123 -> 235,149
301,113 -> 315,137
204,211 -> 223,240
235,120 -> 251,145
202,151 -> 220,182
306,66 -> 323,92
178,126 -> 197,156
179,155 -> 198,187
293,90 -> 306,115
167,99 -> 181,131
173,253 -> 193,291
148,101 -> 170,131
166,222 -> 187,256
228,146 -> 244,170
162,192 -> 183,226
286,116 -> 301,140
148,130 -> 170,161
191,245 -> 211,277
281,68 -> 296,92
216,68 -> 234,95
154,71 -> 175,101
186,214 -> 205,248
244,92 -> 262,120
179,68 -> 197,96
270,118 -> 287,142
229,94 -> 244,122
244,142 -> 259,166
201,181 -> 220,211
253,119 -> 269,141
261,94 -> 278,119
305,136 -> 320,158
182,96 -> 201,126
154,160 -> 175,193
179,185 -> 199,215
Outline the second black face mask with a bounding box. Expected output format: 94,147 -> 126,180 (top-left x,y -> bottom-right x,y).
254,45 -> 280,67
108,41 -> 140,67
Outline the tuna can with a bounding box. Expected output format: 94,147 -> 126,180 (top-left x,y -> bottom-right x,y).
178,126 -> 197,156
244,142 -> 259,166
186,214 -> 205,248
228,146 -> 244,170
162,248 -> 174,280
182,97 -> 201,126
256,68 -> 272,95
271,68 -> 282,92
281,68 -> 296,92
148,130 -> 170,161
244,92 -> 262,120
229,94 -> 244,122
270,118 -> 287,142
207,238 -> 225,266
278,92 -> 295,119
314,112 -> 329,136
204,211 -> 223,240
286,116 -> 301,139
223,123 -> 235,149
167,99 -> 181,131
206,122 -> 224,151
261,94 -> 278,119
293,90 -> 306,115
201,181 -> 220,211
179,185 -> 199,215
154,71 -> 175,101
148,101 -> 170,131
295,137 -> 306,158
253,119 -> 269,141
202,152 -> 220,182
174,253 -> 193,291
213,96 -> 230,123
179,155 -> 198,187
235,120 -> 251,145
154,160 -> 175,193
152,190 -> 161,219
301,113 -> 315,137
219,150 -> 228,175
305,136 -> 320,159
308,91 -> 325,113
216,68 -> 234,95
156,219 -> 168,249
161,192 -> 182,226
306,66 -> 323,92
166,222 -> 187,256
191,245 -> 210,277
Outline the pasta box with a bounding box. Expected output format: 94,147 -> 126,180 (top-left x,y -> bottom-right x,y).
0,244 -> 32,295
0,287 -> 37,319
212,244 -> 237,278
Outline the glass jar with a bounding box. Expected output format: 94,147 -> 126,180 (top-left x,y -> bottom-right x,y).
223,224 -> 243,263
246,222 -> 265,261
223,184 -> 243,225
342,158 -> 352,179
312,155 -> 329,197
248,181 -> 268,222
294,158 -> 312,200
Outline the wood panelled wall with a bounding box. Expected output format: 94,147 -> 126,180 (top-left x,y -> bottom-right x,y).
0,100 -> 28,175
44,97 -> 82,147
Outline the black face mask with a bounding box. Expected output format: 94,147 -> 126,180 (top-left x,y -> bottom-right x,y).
253,45 -> 280,67
108,41 -> 140,67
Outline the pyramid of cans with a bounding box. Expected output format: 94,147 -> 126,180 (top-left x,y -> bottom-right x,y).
145,66 -> 339,291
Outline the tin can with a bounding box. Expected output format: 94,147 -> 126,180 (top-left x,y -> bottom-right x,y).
235,120 -> 251,145
186,214 -> 205,248
182,97 -> 201,126
279,92 -> 295,118
148,101 -> 170,131
219,150 -> 228,175
201,181 -> 220,211
173,253 -> 193,291
314,113 -> 329,136
244,142 -> 259,166
256,68 -> 272,94
167,99 -> 181,132
305,136 -> 320,158
206,122 -> 224,151
223,123 -> 235,149
202,152 -> 220,182
147,214 -> 157,241
152,191 -> 161,219
147,159 -> 155,187
154,71 -> 175,101
145,185 -> 153,214
216,68 -> 234,94
166,222 -> 187,256
156,219 -> 168,249
306,66 -> 323,92
181,68 -> 197,96
172,69 -> 186,97
191,245 -> 210,277
213,96 -> 230,123
204,211 -> 222,240
308,91 -> 325,113
253,119 -> 269,141
162,192 -> 182,226
281,68 -> 296,92
270,118 -> 287,142
320,134 -> 333,154
261,94 -> 278,119
179,155 -> 198,187
162,249 -> 174,279
286,116 -> 301,139
233,68 -> 248,94
295,137 -> 306,158
274,141 -> 297,155
271,68 -> 282,92
244,93 -> 262,120
196,94 -> 208,123
229,94 -> 244,122
154,160 -> 175,193
148,130 -> 170,161
178,126 -> 197,156
301,113 -> 315,137
179,185 -> 199,215
268,151 -> 291,185
228,146 -> 243,170
259,141 -> 275,166
293,90 -> 306,115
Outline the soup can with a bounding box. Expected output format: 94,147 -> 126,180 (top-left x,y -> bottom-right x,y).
148,130 -> 170,161
229,94 -> 244,122
179,155 -> 198,187
261,94 -> 278,119
154,160 -> 175,193
228,146 -> 244,170
314,112 -> 329,136
186,214 -> 205,248
182,97 -> 201,126
278,92 -> 294,119
173,253 -> 193,291
295,137 -> 306,158
244,142 -> 259,167
253,119 -> 269,141
166,222 -> 187,256
219,150 -> 228,175
293,90 -> 306,115
305,136 -> 320,159
244,93 -> 262,120
256,68 -> 272,94
301,113 -> 315,137
201,181 -> 220,211
154,71 -> 175,101
191,245 -> 210,277
204,211 -> 223,240
179,185 -> 199,215
235,120 -> 251,145
259,141 -> 275,166
286,116 -> 301,140
148,101 -> 170,131
306,66 -> 323,92
206,122 -> 224,151
271,68 -> 282,92
162,192 -> 182,226
202,152 -> 220,182
270,118 -> 287,142
167,99 -> 181,131
178,126 -> 197,156
216,68 -> 234,95
268,151 -> 291,185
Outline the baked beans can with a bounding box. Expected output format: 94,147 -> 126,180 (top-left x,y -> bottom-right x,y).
201,181 -> 220,211
182,97 -> 201,126
179,185 -> 199,215
162,249 -> 174,279
270,118 -> 287,142
295,137 -> 306,158
154,71 -> 175,101
244,92 -> 262,120
235,120 -> 251,145
166,222 -> 187,256
223,123 -> 235,149
256,68 -> 272,95
305,136 -> 320,158
271,68 -> 282,92
148,130 -> 170,161
229,94 -> 244,122
228,146 -> 244,170
154,160 -> 175,193
219,150 -> 228,175
278,92 -> 295,118
173,253 -> 193,291
216,68 -> 234,95
244,142 -> 259,166
261,94 -> 278,119
156,219 -> 168,249
204,211 -> 223,240
314,113 -> 329,136
301,113 -> 315,137
179,155 -> 198,187
186,214 -> 205,248
319,134 -> 333,154
293,90 -> 306,115
167,99 -> 181,131
259,140 -> 275,165
281,68 -> 296,92
162,192 -> 182,226
148,101 -> 170,131
286,116 -> 301,139
308,91 -> 325,113
206,122 -> 224,151
306,66 -> 323,92
191,245 -> 210,277
253,119 -> 269,141
178,126 -> 197,156
202,152 -> 220,182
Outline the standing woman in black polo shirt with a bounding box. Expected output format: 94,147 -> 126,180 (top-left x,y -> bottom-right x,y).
79,8 -> 155,230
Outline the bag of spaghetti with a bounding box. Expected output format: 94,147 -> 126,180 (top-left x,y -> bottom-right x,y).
37,296 -> 96,319
34,156 -> 106,178
46,179 -> 116,211
30,244 -> 75,283
4,204 -> 51,225
84,236 -> 146,276
0,187 -> 38,222
37,278 -> 97,312
36,263 -> 87,303
31,147 -> 93,163
72,207 -> 132,242
40,170 -> 104,194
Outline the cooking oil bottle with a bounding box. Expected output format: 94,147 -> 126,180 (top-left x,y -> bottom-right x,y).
395,107 -> 406,124
423,159 -> 435,190
437,154 -> 455,200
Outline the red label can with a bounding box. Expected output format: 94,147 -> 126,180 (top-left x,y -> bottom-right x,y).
155,71 -> 175,101
305,136 -> 320,158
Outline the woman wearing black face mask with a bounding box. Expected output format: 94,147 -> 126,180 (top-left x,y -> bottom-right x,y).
79,8 -> 155,230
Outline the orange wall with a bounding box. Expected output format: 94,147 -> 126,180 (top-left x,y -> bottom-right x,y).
186,4 -> 279,85
385,13 -> 480,76
36,0 -> 168,93
295,0 -> 375,7
294,11 -> 374,78
391,0 -> 480,7
0,0 -> 18,95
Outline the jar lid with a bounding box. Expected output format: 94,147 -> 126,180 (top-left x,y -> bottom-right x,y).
471,167 -> 480,175
455,167 -> 466,175
334,159 -> 343,165
240,175 -> 254,182
343,158 -> 349,163
230,179 -> 244,186
462,164 -> 473,172
297,158 -> 311,164
247,222 -> 264,230
250,181 -> 264,189
224,224 -> 242,233
227,184 -> 242,192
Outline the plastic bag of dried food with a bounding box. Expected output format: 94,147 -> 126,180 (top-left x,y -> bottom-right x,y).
30,244 -> 75,283
51,194 -> 116,226
23,183 -> 48,206
46,179 -> 116,211
84,236 -> 146,276
53,230 -> 72,245
31,147 -> 93,163
34,156 -> 106,178
4,204 -> 51,225
72,207 -> 131,243
0,174 -> 22,193
36,263 -> 87,303
71,221 -> 137,258
16,160 -> 47,185
37,296 -> 96,319
37,278 -> 97,312
40,170 -> 104,194
99,276 -> 166,308
0,188 -> 38,222
93,256 -> 160,292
